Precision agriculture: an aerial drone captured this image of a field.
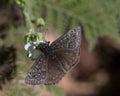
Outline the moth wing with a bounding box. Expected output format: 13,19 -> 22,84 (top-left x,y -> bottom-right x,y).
44,47 -> 81,85
55,45 -> 81,72
44,59 -> 65,85
50,27 -> 81,51
25,54 -> 48,85
45,27 -> 81,85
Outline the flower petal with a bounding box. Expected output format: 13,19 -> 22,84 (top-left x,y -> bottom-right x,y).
24,41 -> 45,60
24,43 -> 31,50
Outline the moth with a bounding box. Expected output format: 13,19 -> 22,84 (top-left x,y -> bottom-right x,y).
25,27 -> 81,85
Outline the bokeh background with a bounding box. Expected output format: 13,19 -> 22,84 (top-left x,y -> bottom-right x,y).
0,0 -> 120,96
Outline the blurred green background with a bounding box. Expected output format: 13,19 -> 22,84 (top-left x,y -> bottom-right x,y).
0,0 -> 120,96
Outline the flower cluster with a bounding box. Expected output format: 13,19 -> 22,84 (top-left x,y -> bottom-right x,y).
24,30 -> 44,60
24,18 -> 45,60
24,41 -> 44,60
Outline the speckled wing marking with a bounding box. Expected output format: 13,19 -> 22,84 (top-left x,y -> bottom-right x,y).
44,59 -> 65,85
44,27 -> 81,85
44,49 -> 80,85
25,27 -> 81,85
25,54 -> 48,85
50,27 -> 81,51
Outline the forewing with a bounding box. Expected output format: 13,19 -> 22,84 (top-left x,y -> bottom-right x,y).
25,54 -> 48,85
50,27 -> 81,51
44,27 -> 81,85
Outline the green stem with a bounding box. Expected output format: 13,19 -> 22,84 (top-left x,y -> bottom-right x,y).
24,11 -> 34,33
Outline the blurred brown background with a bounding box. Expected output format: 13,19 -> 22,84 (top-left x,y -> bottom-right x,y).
0,0 -> 120,96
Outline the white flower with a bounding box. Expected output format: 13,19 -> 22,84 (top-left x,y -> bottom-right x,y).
24,41 -> 44,60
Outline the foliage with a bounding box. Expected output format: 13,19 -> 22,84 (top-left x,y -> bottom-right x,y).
0,26 -> 65,96
25,0 -> 120,49
2,83 -> 37,96
0,0 -> 65,95
1,0 -> 120,96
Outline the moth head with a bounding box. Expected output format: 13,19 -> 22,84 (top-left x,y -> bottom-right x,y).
36,41 -> 50,50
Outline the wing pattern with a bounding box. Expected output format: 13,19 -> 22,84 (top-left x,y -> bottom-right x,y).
25,27 -> 81,85
25,54 -> 48,85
